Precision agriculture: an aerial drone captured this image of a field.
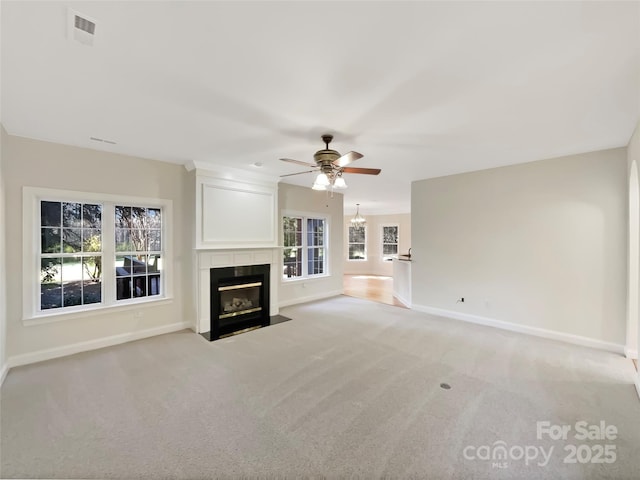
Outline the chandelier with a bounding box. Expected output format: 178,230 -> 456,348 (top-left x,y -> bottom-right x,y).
350,203 -> 366,230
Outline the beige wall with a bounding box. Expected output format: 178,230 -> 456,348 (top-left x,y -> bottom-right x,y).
411,147 -> 628,345
278,183 -> 344,306
628,121 -> 640,367
3,132 -> 192,361
343,213 -> 411,276
0,127 -> 7,376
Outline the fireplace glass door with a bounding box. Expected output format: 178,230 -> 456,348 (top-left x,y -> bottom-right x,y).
218,281 -> 262,322
209,263 -> 270,340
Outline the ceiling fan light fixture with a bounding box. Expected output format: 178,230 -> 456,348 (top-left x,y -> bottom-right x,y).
279,135 -> 380,191
315,172 -> 330,186
333,175 -> 347,189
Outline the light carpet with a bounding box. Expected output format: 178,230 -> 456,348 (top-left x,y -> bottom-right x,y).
1,295 -> 639,479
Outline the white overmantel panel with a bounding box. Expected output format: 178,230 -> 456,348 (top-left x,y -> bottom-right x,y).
192,164 -> 279,250
196,248 -> 280,334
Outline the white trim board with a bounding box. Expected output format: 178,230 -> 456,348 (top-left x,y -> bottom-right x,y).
624,347 -> 638,359
279,290 -> 344,308
412,304 -> 624,355
7,322 -> 192,368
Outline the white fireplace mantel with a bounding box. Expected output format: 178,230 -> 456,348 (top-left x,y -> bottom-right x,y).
187,164 -> 282,334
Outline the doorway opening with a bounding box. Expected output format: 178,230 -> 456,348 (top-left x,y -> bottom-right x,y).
343,274 -> 406,308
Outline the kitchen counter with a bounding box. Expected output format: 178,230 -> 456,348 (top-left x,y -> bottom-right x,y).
392,258 -> 411,308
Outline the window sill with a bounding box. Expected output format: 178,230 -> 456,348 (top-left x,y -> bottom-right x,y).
347,259 -> 367,262
23,297 -> 174,326
281,274 -> 331,285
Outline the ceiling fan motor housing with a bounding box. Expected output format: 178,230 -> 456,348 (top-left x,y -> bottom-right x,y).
314,149 -> 340,174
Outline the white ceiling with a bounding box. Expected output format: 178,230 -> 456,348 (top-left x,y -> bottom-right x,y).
2,1 -> 639,214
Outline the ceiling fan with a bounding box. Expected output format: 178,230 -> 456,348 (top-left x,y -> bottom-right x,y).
279,134 -> 381,190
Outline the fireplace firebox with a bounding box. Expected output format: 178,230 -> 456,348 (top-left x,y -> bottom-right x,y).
209,264 -> 270,340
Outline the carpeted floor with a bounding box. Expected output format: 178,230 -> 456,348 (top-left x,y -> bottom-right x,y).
1,295 -> 639,479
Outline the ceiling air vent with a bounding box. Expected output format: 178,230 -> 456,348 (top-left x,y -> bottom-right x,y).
68,8 -> 97,46
75,15 -> 95,35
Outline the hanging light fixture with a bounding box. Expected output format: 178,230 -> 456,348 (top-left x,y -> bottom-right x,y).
351,203 -> 366,230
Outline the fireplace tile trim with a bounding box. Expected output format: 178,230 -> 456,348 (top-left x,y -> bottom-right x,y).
196,248 -> 280,333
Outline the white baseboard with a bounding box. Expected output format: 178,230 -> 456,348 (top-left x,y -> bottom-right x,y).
0,363 -> 8,387
412,304 -> 625,355
279,289 -> 344,308
393,292 -> 411,308
7,322 -> 191,368
624,347 -> 638,359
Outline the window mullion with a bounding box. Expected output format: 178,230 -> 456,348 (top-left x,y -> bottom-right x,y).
102,202 -> 116,306
302,217 -> 308,277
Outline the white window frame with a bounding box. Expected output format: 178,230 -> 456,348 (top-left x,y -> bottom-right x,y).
281,211 -> 330,282
347,224 -> 367,261
381,224 -> 400,261
23,187 -> 173,323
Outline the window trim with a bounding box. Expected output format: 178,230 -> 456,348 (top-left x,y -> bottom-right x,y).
23,187 -> 173,323
281,210 -> 330,282
381,224 -> 400,260
347,224 -> 367,261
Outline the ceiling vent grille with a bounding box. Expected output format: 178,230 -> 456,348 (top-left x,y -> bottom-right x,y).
68,8 -> 97,46
74,15 -> 95,35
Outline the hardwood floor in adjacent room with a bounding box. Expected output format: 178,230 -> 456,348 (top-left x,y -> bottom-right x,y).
343,274 -> 406,308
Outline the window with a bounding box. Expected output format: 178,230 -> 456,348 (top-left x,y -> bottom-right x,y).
115,206 -> 162,300
283,217 -> 302,278
40,201 -> 103,309
25,187 -> 172,321
283,215 -> 327,280
382,225 -> 399,260
348,225 -> 366,260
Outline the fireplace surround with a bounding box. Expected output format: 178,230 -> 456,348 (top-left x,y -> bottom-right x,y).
209,264 -> 270,340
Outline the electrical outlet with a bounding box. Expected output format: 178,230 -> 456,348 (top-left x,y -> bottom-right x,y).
133,310 -> 143,319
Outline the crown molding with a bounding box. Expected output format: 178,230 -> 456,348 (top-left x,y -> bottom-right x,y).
184,160 -> 280,184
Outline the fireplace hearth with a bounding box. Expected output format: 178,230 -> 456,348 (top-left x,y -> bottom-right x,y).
209,264 -> 270,340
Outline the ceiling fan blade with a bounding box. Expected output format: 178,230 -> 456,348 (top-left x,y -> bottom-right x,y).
333,151 -> 363,167
342,167 -> 381,175
280,158 -> 316,167
280,169 -> 317,178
